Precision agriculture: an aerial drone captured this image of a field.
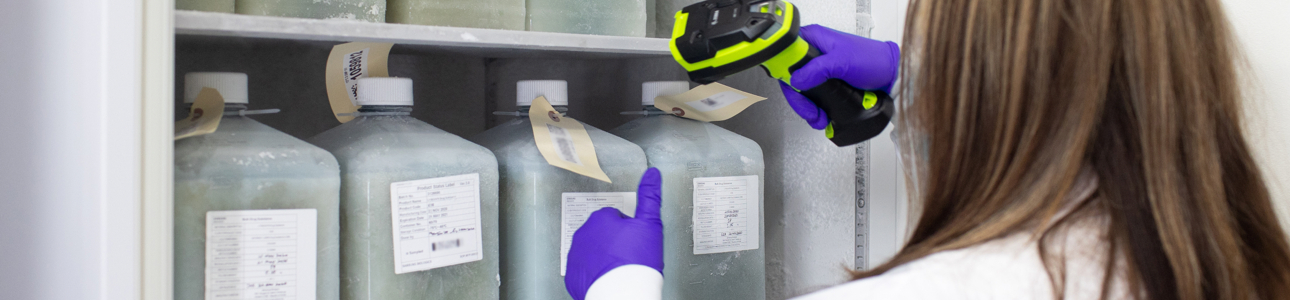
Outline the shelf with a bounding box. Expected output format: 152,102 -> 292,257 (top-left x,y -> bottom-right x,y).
174,11 -> 672,59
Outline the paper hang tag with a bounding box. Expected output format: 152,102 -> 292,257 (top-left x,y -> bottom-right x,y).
529,96 -> 613,183
653,83 -> 767,122
174,87 -> 225,140
325,42 -> 394,123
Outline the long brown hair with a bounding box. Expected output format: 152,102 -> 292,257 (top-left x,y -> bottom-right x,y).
856,0 -> 1290,299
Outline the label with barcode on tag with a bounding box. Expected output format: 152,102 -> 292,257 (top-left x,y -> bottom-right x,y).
528,96 -> 612,183
654,83 -> 766,122
686,91 -> 747,112
546,124 -> 583,165
341,48 -> 370,106
325,42 -> 393,123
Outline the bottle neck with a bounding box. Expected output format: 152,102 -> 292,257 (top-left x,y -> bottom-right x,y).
357,105 -> 413,114
517,105 -> 569,115
183,103 -> 280,117
181,103 -> 248,113
641,105 -> 671,116
222,103 -> 247,113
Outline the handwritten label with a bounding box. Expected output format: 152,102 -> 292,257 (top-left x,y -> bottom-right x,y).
389,173 -> 485,274
693,175 -> 759,255
560,192 -> 636,276
205,209 -> 318,300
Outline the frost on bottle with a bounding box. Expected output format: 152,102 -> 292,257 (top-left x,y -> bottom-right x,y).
387,0 -> 524,30
526,0 -> 646,37
308,78 -> 501,300
236,0 -> 385,22
611,81 -> 766,300
471,80 -> 647,300
174,72 -> 341,300
654,0 -> 702,37
177,0 -> 234,13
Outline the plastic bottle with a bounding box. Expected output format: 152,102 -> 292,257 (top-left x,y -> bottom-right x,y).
471,80 -> 647,300
236,0 -> 385,22
174,72 -> 341,300
177,0 -> 235,13
611,81 -> 766,300
387,0 -> 525,30
654,0 -> 701,37
308,78 -> 501,300
526,0 -> 646,37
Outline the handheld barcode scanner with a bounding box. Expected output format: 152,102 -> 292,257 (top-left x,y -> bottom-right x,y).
669,0 -> 894,146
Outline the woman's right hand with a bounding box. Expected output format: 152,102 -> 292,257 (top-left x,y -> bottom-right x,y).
779,25 -> 901,129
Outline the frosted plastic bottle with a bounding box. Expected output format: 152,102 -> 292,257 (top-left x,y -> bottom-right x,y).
174,72 -> 341,300
387,0 -> 525,30
308,78 -> 501,300
526,0 -> 646,37
611,81 -> 766,300
236,0 -> 385,22
471,80 -> 647,300
655,0 -> 701,37
177,0 -> 235,13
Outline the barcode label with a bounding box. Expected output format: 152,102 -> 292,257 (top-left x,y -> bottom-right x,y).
547,124 -> 582,165
432,239 -> 461,251
685,91 -> 747,112
341,48 -> 371,106
526,96 -> 612,182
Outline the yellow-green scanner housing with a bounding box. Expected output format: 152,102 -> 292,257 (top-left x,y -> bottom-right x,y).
668,0 -> 894,146
669,0 -> 809,85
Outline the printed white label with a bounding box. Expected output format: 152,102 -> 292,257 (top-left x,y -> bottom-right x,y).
546,124 -> 583,165
341,48 -> 371,106
560,192 -> 637,276
205,209 -> 317,300
685,91 -> 748,112
389,173 -> 485,274
693,175 -> 760,255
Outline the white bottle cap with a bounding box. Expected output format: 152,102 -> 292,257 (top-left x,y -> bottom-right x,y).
185,72 -> 248,104
517,80 -> 568,106
356,77 -> 414,106
641,81 -> 690,105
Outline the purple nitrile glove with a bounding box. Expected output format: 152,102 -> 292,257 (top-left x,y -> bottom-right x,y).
779,24 -> 901,130
564,168 -> 664,300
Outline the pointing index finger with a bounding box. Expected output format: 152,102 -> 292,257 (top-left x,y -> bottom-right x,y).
634,168 -> 663,222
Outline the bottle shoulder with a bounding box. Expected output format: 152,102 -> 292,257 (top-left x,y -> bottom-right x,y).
612,116 -> 764,161
311,116 -> 492,159
471,118 -> 646,166
174,117 -> 340,179
176,117 -> 333,155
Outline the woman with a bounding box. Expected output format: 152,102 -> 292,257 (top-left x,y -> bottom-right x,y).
564,0 -> 1290,299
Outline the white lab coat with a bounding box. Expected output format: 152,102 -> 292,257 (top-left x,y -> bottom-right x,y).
588,170 -> 1128,300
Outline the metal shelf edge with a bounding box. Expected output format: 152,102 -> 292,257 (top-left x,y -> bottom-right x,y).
174,10 -> 672,56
